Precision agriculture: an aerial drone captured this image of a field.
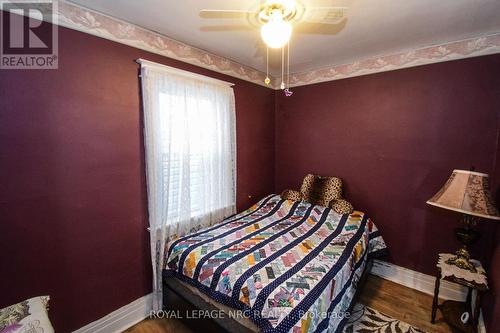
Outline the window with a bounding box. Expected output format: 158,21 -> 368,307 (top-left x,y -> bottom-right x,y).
158,94 -> 233,220
141,59 -> 236,229
140,58 -> 237,309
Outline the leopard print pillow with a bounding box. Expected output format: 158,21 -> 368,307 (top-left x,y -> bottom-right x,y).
330,199 -> 354,214
281,189 -> 302,202
300,174 -> 343,207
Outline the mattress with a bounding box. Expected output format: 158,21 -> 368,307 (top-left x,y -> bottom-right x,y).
164,195 -> 387,333
165,276 -> 260,332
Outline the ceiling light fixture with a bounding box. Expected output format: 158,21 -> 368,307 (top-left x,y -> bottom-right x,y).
260,9 -> 292,49
259,2 -> 295,95
200,0 -> 348,95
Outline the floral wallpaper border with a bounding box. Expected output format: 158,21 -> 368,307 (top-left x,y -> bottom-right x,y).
285,32 -> 500,88
56,1 -> 268,87
52,1 -> 500,89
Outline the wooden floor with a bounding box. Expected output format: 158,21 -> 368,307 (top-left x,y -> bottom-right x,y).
359,276 -> 453,333
124,275 -> 454,333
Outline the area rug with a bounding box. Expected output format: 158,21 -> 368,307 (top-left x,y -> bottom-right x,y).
343,304 -> 427,333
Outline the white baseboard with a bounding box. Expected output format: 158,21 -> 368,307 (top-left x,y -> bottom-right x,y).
73,294 -> 152,333
73,261 -> 487,333
371,259 -> 467,301
371,259 -> 486,333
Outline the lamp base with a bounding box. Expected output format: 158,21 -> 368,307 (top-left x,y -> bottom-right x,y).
445,247 -> 477,273
446,217 -> 480,273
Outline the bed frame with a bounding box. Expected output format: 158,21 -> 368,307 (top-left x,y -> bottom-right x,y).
162,259 -> 374,333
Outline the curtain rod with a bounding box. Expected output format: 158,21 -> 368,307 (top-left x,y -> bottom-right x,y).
135,58 -> 235,87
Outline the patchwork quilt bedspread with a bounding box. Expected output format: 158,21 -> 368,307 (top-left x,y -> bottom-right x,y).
164,195 -> 387,333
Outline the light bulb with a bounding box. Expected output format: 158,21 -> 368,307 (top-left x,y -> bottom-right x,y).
261,12 -> 292,49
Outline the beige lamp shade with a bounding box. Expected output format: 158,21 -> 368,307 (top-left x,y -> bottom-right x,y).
427,170 -> 500,220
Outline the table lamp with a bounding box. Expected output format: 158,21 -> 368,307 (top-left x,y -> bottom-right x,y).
426,170 -> 500,272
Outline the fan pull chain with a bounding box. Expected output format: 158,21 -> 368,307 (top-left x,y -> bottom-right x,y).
284,40 -> 293,96
287,41 -> 290,87
264,46 -> 270,86
280,46 -> 285,90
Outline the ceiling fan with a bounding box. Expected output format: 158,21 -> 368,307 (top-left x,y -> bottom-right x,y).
200,0 -> 347,47
199,0 -> 348,93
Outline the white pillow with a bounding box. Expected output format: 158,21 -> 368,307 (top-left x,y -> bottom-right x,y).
0,296 -> 54,333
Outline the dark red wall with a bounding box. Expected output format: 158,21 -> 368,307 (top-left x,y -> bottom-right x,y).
276,55 -> 500,279
275,54 -> 500,330
0,26 -> 275,332
482,125 -> 500,332
483,227 -> 500,331
2,17 -> 500,332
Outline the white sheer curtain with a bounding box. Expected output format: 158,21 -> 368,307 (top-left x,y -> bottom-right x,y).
139,60 -> 236,310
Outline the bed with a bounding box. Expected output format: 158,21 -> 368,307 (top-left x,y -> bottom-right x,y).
163,194 -> 387,333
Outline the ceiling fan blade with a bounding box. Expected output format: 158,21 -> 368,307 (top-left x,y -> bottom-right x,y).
301,7 -> 347,24
199,9 -> 257,19
200,25 -> 255,32
294,18 -> 348,35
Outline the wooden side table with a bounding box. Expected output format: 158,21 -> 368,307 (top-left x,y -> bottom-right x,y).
431,253 -> 488,333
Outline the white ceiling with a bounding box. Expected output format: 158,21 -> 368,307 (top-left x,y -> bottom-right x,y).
68,0 -> 500,76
